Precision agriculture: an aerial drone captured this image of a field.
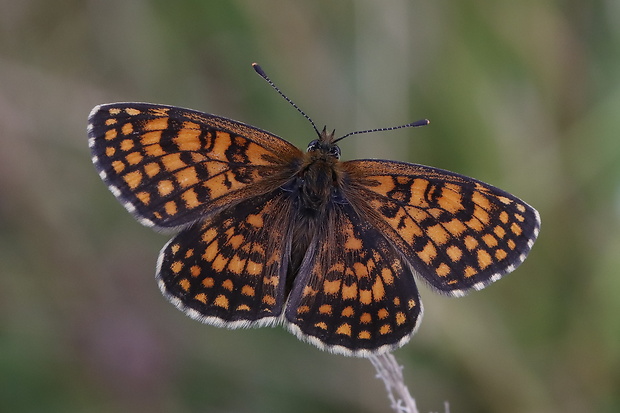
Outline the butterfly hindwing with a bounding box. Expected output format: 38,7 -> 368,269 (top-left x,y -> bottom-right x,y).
88,103 -> 302,229
285,201 -> 422,356
342,159 -> 541,296
157,188 -> 295,327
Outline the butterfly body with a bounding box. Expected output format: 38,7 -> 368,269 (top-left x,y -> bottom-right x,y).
89,101 -> 540,357
240,127 -> 346,290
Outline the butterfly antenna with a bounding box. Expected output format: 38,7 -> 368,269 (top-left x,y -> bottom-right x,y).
252,63 -> 321,138
332,119 -> 430,144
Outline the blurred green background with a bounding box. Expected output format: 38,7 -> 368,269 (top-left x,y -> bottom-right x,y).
1,1 -> 619,412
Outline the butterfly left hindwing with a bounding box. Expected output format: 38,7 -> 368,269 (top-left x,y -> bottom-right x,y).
157,188 -> 296,327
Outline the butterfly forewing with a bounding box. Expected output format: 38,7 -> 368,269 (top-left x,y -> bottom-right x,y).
342,159 -> 541,296
285,201 -> 422,356
157,188 -> 295,327
88,103 -> 302,229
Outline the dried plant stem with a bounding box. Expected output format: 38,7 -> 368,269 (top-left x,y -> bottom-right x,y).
368,352 -> 419,413
369,353 -> 450,413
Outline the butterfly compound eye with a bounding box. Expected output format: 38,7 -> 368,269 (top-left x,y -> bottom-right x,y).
306,139 -> 320,151
329,145 -> 341,159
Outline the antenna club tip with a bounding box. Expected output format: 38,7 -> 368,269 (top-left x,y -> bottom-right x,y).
411,119 -> 430,127
252,63 -> 266,78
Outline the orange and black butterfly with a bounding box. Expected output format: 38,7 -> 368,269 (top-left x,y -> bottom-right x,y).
88,64 -> 540,356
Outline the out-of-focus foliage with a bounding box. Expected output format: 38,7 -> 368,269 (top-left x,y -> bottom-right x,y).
1,1 -> 619,412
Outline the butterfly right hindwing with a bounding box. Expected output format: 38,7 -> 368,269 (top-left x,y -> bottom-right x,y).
285,201 -> 423,356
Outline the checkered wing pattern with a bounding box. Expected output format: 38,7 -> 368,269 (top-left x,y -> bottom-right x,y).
88,97 -> 541,357
88,103 -> 301,229
157,189 -> 295,326
285,202 -> 422,356
342,160 -> 541,297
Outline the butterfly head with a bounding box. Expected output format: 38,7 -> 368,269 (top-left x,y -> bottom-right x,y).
252,63 -> 429,162
306,126 -> 341,160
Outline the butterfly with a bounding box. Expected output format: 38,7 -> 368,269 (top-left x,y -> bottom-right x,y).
88,63 -> 540,357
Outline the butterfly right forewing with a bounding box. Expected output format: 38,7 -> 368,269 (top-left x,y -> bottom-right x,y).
341,159 -> 541,296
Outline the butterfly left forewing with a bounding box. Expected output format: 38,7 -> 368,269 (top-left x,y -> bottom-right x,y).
285,202 -> 422,356
88,103 -> 302,229
341,159 -> 541,296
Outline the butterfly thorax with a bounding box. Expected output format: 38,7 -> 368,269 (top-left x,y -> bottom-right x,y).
296,128 -> 342,212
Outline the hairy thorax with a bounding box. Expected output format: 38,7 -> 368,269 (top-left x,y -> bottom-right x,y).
286,145 -> 345,285
298,153 -> 342,210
